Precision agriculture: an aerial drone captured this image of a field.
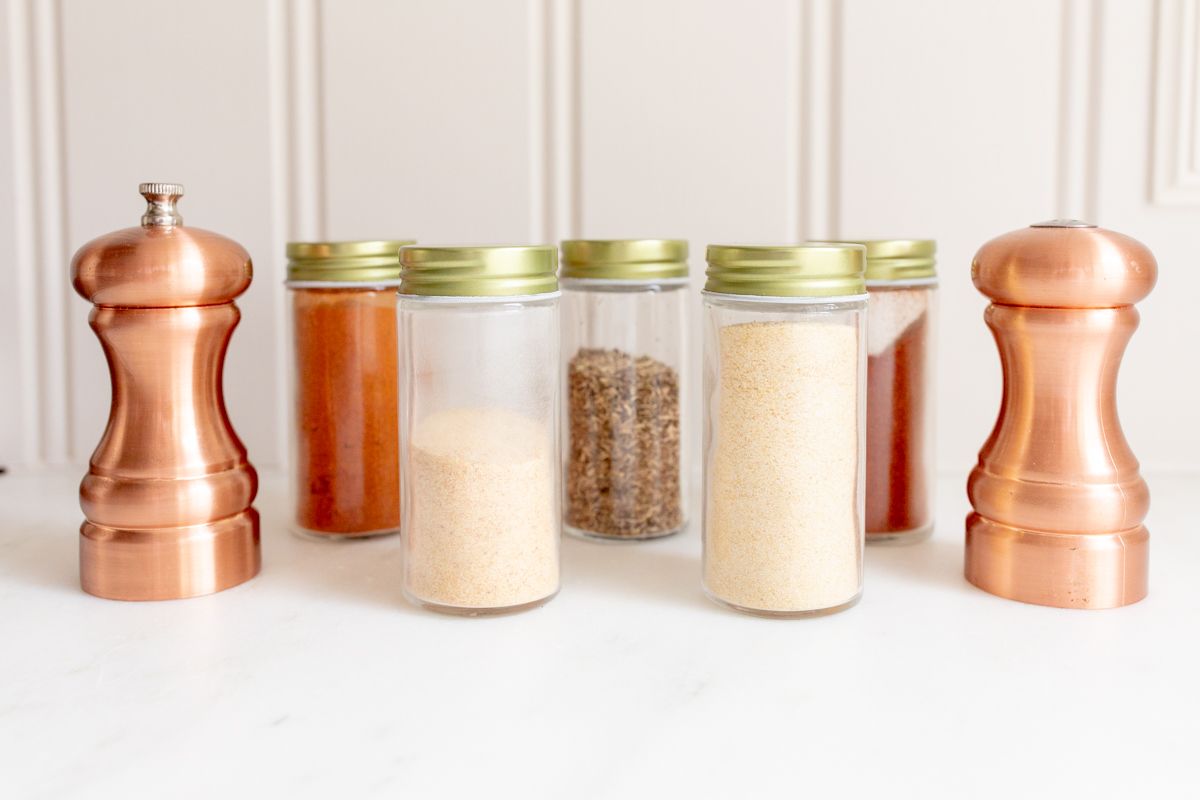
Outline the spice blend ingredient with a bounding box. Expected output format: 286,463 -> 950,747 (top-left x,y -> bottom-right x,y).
566,348 -> 682,538
405,407 -> 559,610
865,289 -> 930,536
705,320 -> 861,612
293,288 -> 400,535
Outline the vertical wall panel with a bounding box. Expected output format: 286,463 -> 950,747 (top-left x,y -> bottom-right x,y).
578,0 -> 796,244
0,0 -> 26,467
321,0 -> 542,243
58,0 -> 281,465
840,0 -> 1063,474
577,0 -> 799,475
1096,0 -> 1200,471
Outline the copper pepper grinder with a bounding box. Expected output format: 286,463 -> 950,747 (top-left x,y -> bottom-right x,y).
71,183 -> 261,600
966,220 -> 1157,609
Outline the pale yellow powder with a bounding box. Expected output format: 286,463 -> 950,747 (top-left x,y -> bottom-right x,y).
867,287 -> 928,356
704,320 -> 862,613
405,407 -> 559,611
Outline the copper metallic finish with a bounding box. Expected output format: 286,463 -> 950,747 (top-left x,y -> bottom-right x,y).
71,184 -> 260,601
966,222 -> 1156,609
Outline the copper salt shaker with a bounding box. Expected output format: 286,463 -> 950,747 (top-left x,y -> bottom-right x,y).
71,183 -> 261,600
966,220 -> 1157,609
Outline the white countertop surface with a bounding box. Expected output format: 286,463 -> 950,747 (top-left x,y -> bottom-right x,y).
1,467 -> 1197,799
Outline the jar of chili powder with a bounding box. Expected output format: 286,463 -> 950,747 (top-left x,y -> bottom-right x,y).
855,239 -> 937,544
286,240 -> 413,539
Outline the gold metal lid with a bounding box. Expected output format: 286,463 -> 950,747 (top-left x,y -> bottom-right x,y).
399,245 -> 558,297
838,239 -> 936,281
704,244 -> 866,297
286,240 -> 413,282
560,239 -> 688,280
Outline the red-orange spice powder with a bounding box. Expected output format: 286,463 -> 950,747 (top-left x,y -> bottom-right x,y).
292,287 -> 399,535
866,309 -> 930,536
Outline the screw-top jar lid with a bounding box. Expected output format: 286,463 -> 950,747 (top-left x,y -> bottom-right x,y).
839,239 -> 936,282
560,239 -> 688,281
704,244 -> 866,297
399,245 -> 558,297
286,240 -> 414,283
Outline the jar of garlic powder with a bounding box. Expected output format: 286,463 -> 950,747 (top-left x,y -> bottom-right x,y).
854,240 -> 937,544
560,239 -> 689,541
286,240 -> 413,539
397,246 -> 561,615
702,244 -> 867,617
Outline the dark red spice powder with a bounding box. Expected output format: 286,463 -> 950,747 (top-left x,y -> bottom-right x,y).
866,311 -> 930,537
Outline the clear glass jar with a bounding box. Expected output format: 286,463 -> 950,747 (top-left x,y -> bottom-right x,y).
397,246 -> 561,615
857,240 -> 938,544
560,239 -> 689,541
286,240 -> 412,539
702,244 -> 867,617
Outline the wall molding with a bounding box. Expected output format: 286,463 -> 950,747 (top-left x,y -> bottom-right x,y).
6,0 -> 71,465
1152,0 -> 1200,206
266,0 -> 328,466
797,0 -> 841,241
1056,0 -> 1102,221
533,0 -> 579,244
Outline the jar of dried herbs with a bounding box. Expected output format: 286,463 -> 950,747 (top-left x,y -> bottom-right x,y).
286,240 -> 412,539
702,244 -> 867,618
561,239 -> 689,541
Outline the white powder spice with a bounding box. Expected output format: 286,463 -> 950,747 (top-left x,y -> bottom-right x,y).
405,407 -> 559,611
705,319 -> 862,613
867,287 -> 928,356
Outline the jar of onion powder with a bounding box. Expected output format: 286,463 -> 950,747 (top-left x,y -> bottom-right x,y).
702,244 -> 867,617
397,246 -> 561,616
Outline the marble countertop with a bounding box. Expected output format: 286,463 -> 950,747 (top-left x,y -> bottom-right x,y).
1,468 -> 1197,798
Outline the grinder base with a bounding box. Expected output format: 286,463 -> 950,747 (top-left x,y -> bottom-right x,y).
965,513 -> 1147,609
80,509 -> 260,601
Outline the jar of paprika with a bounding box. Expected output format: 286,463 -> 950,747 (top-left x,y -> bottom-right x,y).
856,239 -> 937,543
286,240 -> 413,538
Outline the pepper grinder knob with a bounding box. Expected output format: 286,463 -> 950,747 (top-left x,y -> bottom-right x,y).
139,182 -> 185,227
966,221 -> 1157,608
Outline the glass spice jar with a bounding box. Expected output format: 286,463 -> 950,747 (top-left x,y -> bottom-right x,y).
286,240 -> 413,539
398,246 -> 561,615
560,239 -> 689,541
702,244 -> 867,617
855,240 -> 937,544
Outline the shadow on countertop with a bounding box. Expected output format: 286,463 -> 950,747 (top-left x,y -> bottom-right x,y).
560,530 -> 707,611
865,534 -> 972,595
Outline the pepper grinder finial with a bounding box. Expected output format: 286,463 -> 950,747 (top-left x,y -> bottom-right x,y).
139,182 -> 185,227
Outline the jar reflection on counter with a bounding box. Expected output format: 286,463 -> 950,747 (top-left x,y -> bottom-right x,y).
398,245 -> 561,616
854,240 -> 937,544
560,239 -> 689,542
702,244 -> 867,618
286,240 -> 412,539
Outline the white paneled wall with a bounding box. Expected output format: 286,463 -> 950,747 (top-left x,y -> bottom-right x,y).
2,0 -> 1197,473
